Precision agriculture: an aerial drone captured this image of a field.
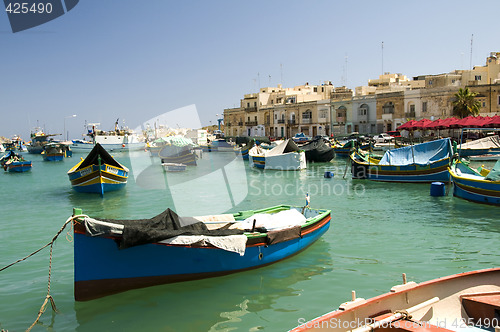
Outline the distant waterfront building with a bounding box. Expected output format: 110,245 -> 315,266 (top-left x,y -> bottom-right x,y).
224,52 -> 500,138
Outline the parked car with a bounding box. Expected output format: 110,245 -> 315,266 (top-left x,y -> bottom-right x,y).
372,133 -> 393,143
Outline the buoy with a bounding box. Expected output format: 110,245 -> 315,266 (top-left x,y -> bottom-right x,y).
430,182 -> 446,196
324,171 -> 334,178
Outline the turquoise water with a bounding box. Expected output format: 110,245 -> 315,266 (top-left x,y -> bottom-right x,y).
0,150 -> 498,331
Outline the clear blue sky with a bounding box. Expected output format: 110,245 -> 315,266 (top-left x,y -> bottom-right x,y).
1,0 -> 499,140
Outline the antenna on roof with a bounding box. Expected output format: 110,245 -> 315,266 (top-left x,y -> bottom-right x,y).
469,34 -> 473,71
381,41 -> 384,75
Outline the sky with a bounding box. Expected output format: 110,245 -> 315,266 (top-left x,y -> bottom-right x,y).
1,0 -> 499,140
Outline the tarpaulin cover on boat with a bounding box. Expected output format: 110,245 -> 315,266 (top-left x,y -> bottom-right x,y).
266,139 -> 301,156
459,135 -> 500,149
485,159 -> 500,181
99,208 -> 244,249
379,138 -> 452,166
300,138 -> 334,162
77,143 -> 127,170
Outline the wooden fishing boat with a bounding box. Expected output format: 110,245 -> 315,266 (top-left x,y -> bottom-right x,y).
42,142 -> 71,161
161,163 -> 187,172
458,135 -> 500,157
249,139 -> 306,170
449,160 -> 500,205
71,204 -> 331,301
290,267 -> 500,332
0,150 -> 32,172
158,137 -> 198,166
350,138 -> 453,182
67,143 -> 128,195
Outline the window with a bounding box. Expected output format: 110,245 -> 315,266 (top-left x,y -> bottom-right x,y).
254,102 -> 257,107
475,75 -> 482,81
358,104 -> 368,116
383,102 -> 394,114
247,103 -> 250,108
483,102 -> 486,107
498,95 -> 500,106
422,101 -> 428,113
319,110 -> 328,118
313,87 -> 318,92
410,104 -> 415,113
302,110 -> 312,119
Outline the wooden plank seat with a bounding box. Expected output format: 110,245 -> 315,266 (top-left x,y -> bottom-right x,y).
461,292 -> 500,325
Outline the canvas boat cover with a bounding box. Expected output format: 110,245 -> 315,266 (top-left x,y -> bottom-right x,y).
266,139 -> 301,157
95,208 -> 244,249
162,135 -> 196,147
301,138 -> 334,162
77,143 -> 128,171
459,135 -> 500,150
485,159 -> 500,181
379,138 -> 452,166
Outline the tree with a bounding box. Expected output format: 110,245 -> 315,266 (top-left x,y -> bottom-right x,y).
452,87 -> 481,118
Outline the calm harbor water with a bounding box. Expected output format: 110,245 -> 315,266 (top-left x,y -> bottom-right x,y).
0,150 -> 498,331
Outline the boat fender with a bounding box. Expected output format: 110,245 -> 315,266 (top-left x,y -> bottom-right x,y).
324,171 -> 334,178
258,252 -> 263,260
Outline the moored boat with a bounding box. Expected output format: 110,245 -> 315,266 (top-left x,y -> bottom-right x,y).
27,128 -> 58,154
300,137 -> 335,162
249,139 -> 306,170
0,150 -> 32,172
71,204 -> 331,301
158,136 -> 198,166
458,135 -> 500,157
161,163 -> 187,172
42,142 -> 72,161
67,143 -> 129,195
449,159 -> 500,205
350,138 -> 453,182
290,267 -> 500,331
72,122 -> 144,152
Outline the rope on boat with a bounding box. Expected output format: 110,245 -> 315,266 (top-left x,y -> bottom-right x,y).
0,214 -> 87,332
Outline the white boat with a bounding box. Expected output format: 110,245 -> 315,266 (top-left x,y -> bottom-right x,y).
249,139 -> 306,170
161,163 -> 187,172
72,122 -> 145,152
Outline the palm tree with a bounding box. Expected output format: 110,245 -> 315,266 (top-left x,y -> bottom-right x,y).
452,87 -> 481,118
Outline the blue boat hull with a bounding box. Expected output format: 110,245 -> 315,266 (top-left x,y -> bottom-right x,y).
43,154 -> 64,161
6,161 -> 32,172
73,210 -> 331,300
451,172 -> 500,205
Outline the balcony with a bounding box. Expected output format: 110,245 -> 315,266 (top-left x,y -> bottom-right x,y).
405,111 -> 416,118
382,113 -> 393,121
238,122 -> 243,126
336,117 -> 345,124
288,120 -> 297,125
245,107 -> 257,112
301,118 -> 312,124
245,121 -> 258,126
277,119 -> 285,124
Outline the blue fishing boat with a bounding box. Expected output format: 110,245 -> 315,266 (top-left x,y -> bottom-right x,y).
449,159 -> 500,205
350,138 -> 453,182
333,140 -> 371,157
67,143 -> 128,195
71,204 -> 331,300
0,150 -> 32,172
42,143 -> 72,161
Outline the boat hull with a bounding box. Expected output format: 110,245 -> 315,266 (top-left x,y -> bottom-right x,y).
351,154 -> 451,182
73,209 -> 331,301
290,268 -> 500,331
5,161 -> 32,172
249,152 -> 307,170
68,164 -> 128,194
450,170 -> 500,205
42,153 -> 64,161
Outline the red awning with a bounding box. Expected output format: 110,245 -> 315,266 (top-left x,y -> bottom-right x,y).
396,120 -> 417,130
410,118 -> 433,130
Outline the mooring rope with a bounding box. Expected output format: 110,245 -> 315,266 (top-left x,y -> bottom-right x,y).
0,214 -> 87,332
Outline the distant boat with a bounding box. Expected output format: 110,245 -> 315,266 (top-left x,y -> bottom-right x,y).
292,132 -> 311,143
249,139 -> 306,170
458,135 -> 500,157
201,139 -> 237,152
449,159 -> 500,205
161,163 -> 187,172
350,138 -> 453,182
71,204 -> 331,300
71,122 -> 144,152
158,136 -> 198,166
67,143 -> 129,196
300,137 -> 335,162
332,140 -> 371,157
27,128 -> 59,154
289,267 -> 500,332
0,150 -> 32,173
42,142 -> 72,161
